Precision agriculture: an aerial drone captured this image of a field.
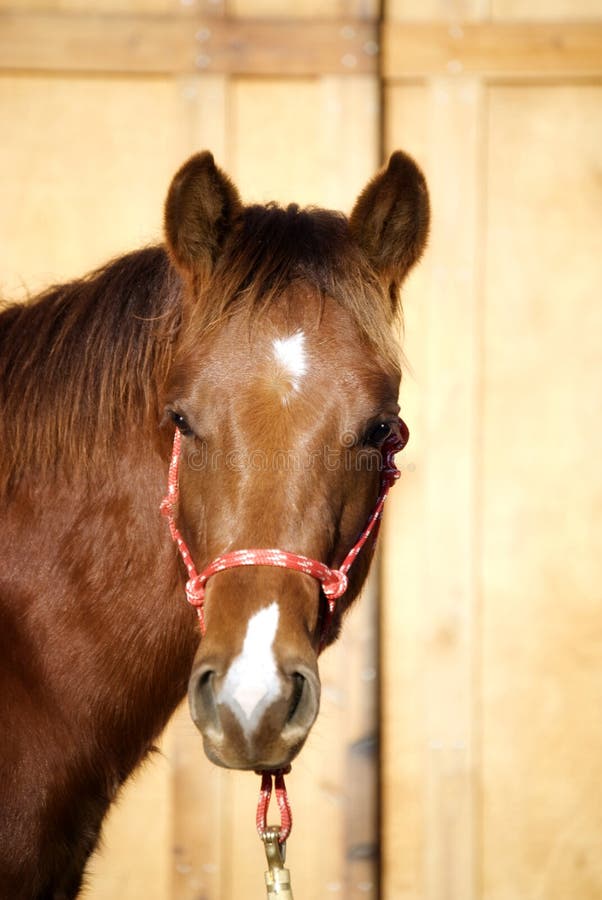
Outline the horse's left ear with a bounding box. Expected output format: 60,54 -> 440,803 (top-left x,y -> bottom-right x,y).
349,151 -> 430,307
164,151 -> 242,284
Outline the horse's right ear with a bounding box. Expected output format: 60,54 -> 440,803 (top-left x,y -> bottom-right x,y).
164,152 -> 242,283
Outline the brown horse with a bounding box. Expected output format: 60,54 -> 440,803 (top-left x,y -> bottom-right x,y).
0,151 -> 428,898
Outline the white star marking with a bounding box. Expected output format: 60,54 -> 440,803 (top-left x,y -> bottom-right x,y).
272,331 -> 307,391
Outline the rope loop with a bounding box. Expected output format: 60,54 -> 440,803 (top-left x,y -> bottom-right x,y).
256,768 -> 293,845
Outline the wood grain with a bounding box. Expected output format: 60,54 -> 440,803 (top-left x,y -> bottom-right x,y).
382,76 -> 483,900
384,22 -> 602,80
0,11 -> 378,76
481,84 -> 602,900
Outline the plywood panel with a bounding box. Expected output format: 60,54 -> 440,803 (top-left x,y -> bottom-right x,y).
388,0 -> 488,21
230,78 -> 332,206
390,0 -> 602,18
0,0 -> 360,10
0,0 -> 172,10
0,12 -> 379,77
345,578 -> 380,898
0,75 -> 188,300
312,75 -> 380,210
169,706 -> 225,900
176,74 -> 229,167
382,77 -> 484,900
231,0 -> 344,15
230,76 -> 378,209
492,0 -> 602,19
383,22 -> 602,80
381,86 -> 430,900
482,85 -> 602,900
231,0 -> 379,15
87,742 -> 173,899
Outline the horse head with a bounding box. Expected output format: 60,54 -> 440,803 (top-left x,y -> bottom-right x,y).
162,151 -> 429,771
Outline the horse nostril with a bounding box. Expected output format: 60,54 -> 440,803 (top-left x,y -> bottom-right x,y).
287,673 -> 306,725
283,667 -> 320,738
188,666 -> 221,735
198,668 -> 214,702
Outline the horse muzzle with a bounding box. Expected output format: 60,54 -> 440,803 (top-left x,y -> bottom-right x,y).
188,658 -> 320,770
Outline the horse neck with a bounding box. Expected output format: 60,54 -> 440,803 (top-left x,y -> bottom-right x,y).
3,438 -> 199,780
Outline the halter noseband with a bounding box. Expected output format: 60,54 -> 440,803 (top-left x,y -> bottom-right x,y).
160,424 -> 405,641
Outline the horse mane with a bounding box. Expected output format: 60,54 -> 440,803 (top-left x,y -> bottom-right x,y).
0,204 -> 399,494
178,203 -> 401,372
0,247 -> 181,493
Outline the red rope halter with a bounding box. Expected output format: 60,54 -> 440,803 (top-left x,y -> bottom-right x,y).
160,424 -> 404,638
160,420 -> 407,843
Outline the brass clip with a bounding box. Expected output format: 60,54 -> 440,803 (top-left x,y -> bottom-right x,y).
262,826 -> 294,899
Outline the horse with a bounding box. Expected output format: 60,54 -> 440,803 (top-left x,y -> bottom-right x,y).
0,149 -> 429,898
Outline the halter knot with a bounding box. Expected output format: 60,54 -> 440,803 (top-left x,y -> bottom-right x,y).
185,575 -> 205,607
184,576 -> 207,634
320,569 -> 349,601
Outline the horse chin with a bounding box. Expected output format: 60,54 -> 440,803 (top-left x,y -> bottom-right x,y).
199,732 -> 306,773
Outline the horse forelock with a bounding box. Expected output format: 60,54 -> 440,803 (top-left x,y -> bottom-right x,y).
178,203 -> 402,375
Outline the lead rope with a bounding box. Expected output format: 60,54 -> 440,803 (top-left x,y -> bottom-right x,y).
256,769 -> 293,844
256,769 -> 294,898
160,423 -> 406,895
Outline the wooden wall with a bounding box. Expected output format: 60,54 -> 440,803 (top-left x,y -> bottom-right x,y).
1,1 -> 601,898
0,3 -> 382,898
381,2 -> 602,899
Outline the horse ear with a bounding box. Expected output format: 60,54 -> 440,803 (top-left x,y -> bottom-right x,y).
349,151 -> 430,307
164,151 -> 242,282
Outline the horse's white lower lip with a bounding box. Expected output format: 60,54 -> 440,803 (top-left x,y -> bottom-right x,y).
218,602 -> 281,735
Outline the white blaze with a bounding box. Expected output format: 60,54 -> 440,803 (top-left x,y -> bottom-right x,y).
272,331 -> 307,391
218,602 -> 281,735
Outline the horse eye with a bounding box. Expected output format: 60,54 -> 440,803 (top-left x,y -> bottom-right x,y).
366,421 -> 392,446
366,418 -> 410,450
170,411 -> 193,436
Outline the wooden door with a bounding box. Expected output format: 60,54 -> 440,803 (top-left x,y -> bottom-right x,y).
2,2 -> 601,897
0,2 -> 382,897
381,2 -> 602,898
